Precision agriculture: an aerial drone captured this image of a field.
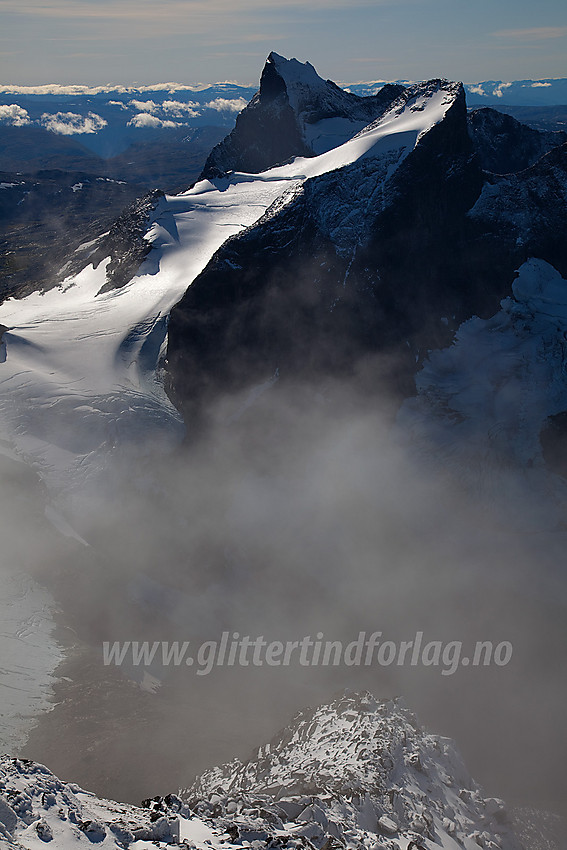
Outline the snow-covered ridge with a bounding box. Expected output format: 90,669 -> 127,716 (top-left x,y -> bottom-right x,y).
0,693 -> 527,849
0,72 -> 460,519
0,755 -> 183,847
187,691 -> 522,850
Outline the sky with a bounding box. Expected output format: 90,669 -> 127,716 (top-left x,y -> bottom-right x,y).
0,0 -> 566,90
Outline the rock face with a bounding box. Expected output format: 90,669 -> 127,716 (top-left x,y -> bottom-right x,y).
397,258 -> 567,524
0,692 -> 546,849
167,77 -> 477,420
200,52 -> 405,177
467,107 -> 567,174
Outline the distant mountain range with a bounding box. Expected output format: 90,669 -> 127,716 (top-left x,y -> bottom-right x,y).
1,76 -> 564,197
349,77 -> 567,106
0,76 -> 565,164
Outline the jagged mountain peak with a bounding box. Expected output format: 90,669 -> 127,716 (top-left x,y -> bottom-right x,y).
188,690 -> 466,799
260,51 -> 358,118
183,690 -> 524,850
200,53 -> 407,177
260,52 -> 448,125
263,52 -> 326,101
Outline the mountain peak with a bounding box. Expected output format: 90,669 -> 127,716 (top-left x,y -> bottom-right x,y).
200,54 -> 406,177
262,52 -> 328,106
187,690 -> 455,799
183,690 -> 524,850
0,696 -> 549,849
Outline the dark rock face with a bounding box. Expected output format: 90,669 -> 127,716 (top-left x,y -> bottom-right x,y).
468,142 -> 567,279
89,189 -> 164,294
166,83 -> 567,430
468,107 -> 567,173
200,52 -> 405,178
540,412 -> 567,478
0,170 -> 143,303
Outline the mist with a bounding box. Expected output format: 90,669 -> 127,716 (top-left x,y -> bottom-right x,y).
0,361 -> 563,817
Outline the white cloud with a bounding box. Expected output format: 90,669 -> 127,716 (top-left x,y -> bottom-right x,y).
128,99 -> 159,113
127,99 -> 201,123
204,96 -> 248,113
161,99 -> 201,117
531,82 -> 552,88
0,83 -> 218,96
127,113 -> 178,129
467,84 -> 486,97
107,99 -> 128,108
40,110 -> 107,134
492,82 -> 512,98
0,103 -> 31,126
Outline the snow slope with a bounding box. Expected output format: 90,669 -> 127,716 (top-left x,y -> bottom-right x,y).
0,78 -> 460,523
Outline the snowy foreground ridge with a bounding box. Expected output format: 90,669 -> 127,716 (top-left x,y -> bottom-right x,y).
0,73 -> 459,516
0,692 -> 529,850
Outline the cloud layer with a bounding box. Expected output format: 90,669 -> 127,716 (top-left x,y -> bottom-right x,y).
0,92 -> 252,135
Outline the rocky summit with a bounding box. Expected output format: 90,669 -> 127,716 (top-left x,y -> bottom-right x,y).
1,691 -> 558,849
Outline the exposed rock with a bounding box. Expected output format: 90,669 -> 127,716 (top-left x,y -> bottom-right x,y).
468,107 -> 567,174
89,188 -> 164,293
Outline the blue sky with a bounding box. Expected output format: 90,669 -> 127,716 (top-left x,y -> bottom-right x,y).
0,0 -> 566,85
